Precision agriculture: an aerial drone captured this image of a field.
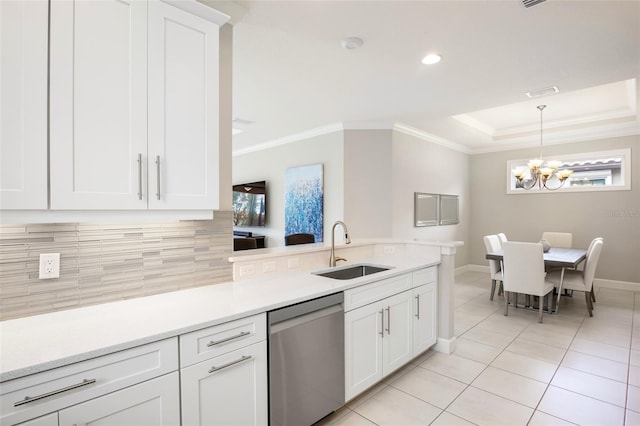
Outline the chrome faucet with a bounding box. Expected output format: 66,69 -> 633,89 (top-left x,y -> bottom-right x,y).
329,221 -> 351,266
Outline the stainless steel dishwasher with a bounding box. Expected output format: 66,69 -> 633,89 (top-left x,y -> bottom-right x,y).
268,292 -> 345,426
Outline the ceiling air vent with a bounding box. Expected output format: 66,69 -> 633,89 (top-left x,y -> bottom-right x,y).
523,0 -> 546,7
525,86 -> 559,98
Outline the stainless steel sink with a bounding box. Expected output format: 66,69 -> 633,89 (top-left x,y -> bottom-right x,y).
313,264 -> 390,280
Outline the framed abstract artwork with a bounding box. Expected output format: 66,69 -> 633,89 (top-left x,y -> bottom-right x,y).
285,164 -> 324,242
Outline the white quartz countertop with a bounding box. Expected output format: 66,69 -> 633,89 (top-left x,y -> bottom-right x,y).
0,255 -> 439,382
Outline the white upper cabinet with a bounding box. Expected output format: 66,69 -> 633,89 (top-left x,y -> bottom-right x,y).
49,0 -> 226,210
148,1 -> 220,209
0,0 -> 48,209
50,0 -> 147,210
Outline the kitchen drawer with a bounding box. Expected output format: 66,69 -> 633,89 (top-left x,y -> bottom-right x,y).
179,313 -> 266,368
412,267 -> 436,288
344,273 -> 412,312
1,338 -> 178,426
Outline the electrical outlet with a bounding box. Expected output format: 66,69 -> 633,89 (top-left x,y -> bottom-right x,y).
239,264 -> 255,276
383,246 -> 396,254
287,258 -> 300,269
39,253 -> 60,279
263,261 -> 276,272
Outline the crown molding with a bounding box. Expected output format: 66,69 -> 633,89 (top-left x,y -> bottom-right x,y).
232,118 -> 639,157
392,123 -> 472,154
232,123 -> 345,156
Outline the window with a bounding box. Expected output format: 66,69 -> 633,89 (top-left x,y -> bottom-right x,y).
506,148 -> 631,194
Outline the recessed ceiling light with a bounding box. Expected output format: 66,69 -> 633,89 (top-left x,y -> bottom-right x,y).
340,37 -> 363,50
421,54 -> 442,65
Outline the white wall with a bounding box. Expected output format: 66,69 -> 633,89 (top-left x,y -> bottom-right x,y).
233,127 -> 472,266
343,129 -> 394,238
232,131 -> 344,247
390,131 -> 470,265
470,135 -> 640,284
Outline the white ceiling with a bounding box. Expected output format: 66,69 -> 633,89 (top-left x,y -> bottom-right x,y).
220,0 -> 640,154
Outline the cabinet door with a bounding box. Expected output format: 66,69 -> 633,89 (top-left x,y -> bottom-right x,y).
16,413 -> 58,426
148,1 -> 220,210
381,290 -> 413,376
49,0 -> 148,210
413,283 -> 437,355
180,341 -> 267,426
344,302 -> 383,401
58,372 -> 180,426
0,0 -> 48,209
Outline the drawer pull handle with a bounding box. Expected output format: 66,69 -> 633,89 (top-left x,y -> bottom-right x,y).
14,378 -> 96,407
207,331 -> 251,347
209,355 -> 252,373
379,310 -> 384,338
415,294 -> 420,319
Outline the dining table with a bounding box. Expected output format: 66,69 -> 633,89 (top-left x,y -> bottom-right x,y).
486,246 -> 587,314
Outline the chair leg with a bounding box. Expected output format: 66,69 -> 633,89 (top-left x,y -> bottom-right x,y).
585,291 -> 593,317
490,279 -> 496,301
591,286 -> 596,303
504,292 -> 509,316
538,296 -> 544,323
498,281 -> 503,296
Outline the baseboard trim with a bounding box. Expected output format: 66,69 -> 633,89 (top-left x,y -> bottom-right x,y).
456,264 -> 489,274
464,264 -> 639,292
434,336 -> 457,354
594,278 -> 640,292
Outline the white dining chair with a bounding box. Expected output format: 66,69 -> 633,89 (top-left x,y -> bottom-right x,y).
483,235 -> 503,300
541,232 -> 573,248
547,238 -> 603,317
502,241 -> 555,323
584,237 -> 604,302
497,233 -> 508,247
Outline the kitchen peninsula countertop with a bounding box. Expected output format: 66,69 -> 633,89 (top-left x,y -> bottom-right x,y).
0,253 -> 439,382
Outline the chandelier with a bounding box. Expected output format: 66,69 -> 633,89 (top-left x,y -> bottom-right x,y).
512,105 -> 573,190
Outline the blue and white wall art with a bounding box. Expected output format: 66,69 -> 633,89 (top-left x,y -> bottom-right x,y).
284,163 -> 324,242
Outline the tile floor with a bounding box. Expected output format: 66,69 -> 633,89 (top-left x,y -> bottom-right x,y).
318,270 -> 640,426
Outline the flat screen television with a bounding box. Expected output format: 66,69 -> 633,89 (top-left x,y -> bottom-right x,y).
232,181 -> 266,227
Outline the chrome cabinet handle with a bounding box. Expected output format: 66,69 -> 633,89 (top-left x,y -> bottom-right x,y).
155,155 -> 161,200
137,153 -> 143,200
379,310 -> 384,338
207,331 -> 251,347
385,306 -> 391,334
14,379 -> 96,407
415,294 -> 420,319
208,355 -> 252,373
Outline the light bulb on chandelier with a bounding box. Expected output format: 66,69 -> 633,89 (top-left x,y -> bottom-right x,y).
512,105 -> 573,190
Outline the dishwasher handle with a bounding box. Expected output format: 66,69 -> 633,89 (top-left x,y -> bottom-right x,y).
270,304 -> 342,334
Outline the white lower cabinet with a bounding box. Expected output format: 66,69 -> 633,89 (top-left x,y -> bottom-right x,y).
382,291 -> 414,375
344,290 -> 413,400
412,282 -> 437,355
344,300 -> 384,398
344,267 -> 437,401
58,372 -> 180,426
1,339 -> 179,426
180,341 -> 268,426
179,313 -> 268,426
15,414 -> 57,426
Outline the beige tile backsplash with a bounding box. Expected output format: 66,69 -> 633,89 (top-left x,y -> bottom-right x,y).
0,211 -> 233,320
